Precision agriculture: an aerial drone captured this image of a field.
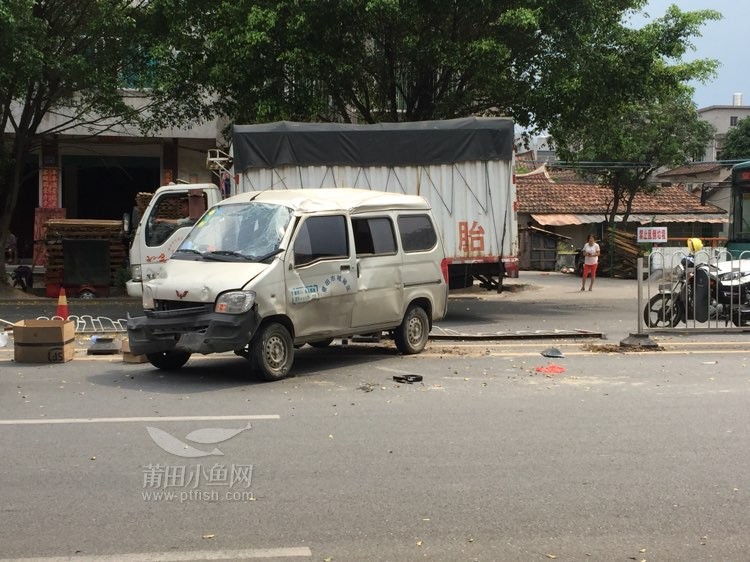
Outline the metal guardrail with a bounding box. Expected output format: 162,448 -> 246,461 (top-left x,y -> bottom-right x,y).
638,249 -> 750,334
39,315 -> 128,333
0,315 -> 128,334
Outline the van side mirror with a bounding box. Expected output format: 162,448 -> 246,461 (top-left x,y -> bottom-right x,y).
123,212 -> 130,234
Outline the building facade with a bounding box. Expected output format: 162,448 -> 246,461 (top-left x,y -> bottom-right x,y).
698,93 -> 750,161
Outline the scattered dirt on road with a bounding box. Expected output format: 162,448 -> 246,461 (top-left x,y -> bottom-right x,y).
0,285 -> 43,301
582,343 -> 664,353
431,346 -> 473,356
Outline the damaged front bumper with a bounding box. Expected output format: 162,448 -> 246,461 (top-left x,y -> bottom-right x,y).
127,303 -> 259,356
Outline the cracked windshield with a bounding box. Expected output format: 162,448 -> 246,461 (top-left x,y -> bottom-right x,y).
176,203 -> 293,261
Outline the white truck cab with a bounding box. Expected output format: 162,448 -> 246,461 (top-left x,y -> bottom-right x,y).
127,188 -> 449,381
126,183 -> 222,297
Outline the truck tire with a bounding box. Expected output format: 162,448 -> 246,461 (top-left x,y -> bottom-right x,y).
394,305 -> 429,355
251,322 -> 294,381
147,350 -> 191,370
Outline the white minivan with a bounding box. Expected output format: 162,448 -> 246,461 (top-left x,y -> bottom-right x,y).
127,189 -> 449,380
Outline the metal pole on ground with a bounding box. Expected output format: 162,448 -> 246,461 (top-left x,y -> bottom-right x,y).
620,256 -> 658,348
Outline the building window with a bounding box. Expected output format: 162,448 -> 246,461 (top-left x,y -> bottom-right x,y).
730,116 -> 739,127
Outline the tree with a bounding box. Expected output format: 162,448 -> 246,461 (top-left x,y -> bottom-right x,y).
0,0 -> 147,283
549,6 -> 720,229
142,1 -> 719,133
720,117 -> 750,161
551,90 -> 715,228
1,1 -> 722,285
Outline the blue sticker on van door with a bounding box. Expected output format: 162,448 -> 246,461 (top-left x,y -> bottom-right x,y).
291,285 -> 319,304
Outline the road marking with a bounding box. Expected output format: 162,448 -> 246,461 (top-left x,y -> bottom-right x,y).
0,546 -> 312,561
423,348 -> 750,358
376,366 -> 426,376
0,415 -> 280,426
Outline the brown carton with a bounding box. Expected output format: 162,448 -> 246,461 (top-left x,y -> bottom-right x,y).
121,338 -> 148,364
13,319 -> 75,363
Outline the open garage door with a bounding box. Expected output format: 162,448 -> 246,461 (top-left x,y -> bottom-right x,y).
61,155 -> 160,220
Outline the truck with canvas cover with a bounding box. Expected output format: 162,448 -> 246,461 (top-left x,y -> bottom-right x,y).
225,117 -> 518,291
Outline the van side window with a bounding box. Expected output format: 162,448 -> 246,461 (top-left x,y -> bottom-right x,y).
352,217 -> 397,256
294,215 -> 349,266
397,214 -> 438,252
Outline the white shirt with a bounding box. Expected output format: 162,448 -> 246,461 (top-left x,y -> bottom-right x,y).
583,242 -> 600,265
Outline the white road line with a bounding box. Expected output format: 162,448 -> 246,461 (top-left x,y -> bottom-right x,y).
376,366 -> 426,376
0,415 -> 280,426
0,546 -> 312,561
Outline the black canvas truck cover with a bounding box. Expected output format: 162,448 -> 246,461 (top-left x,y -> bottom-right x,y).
232,117 -> 514,172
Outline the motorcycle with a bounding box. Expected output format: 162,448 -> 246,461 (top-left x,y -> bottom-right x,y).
643,255 -> 750,328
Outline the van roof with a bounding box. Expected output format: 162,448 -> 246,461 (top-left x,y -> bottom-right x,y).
220,188 -> 432,214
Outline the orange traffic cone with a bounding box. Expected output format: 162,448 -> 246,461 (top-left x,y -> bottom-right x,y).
56,287 -> 69,320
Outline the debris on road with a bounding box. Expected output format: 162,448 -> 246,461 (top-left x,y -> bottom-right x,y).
582,343 -> 663,353
535,364 -> 566,375
393,374 -> 423,384
541,347 -> 564,358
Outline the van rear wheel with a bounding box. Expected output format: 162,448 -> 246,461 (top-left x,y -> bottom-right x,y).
395,305 -> 429,355
251,322 -> 294,381
147,350 -> 191,370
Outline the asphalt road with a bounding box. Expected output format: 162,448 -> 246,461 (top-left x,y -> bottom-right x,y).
1,273 -> 749,560
1,344 -> 748,561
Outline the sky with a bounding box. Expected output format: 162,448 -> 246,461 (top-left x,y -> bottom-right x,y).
637,1 -> 747,109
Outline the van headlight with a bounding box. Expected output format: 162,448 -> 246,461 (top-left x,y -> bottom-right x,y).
215,290 -> 256,314
131,264 -> 142,282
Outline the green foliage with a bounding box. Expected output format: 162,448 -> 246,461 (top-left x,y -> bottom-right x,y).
140,0 -> 720,134
721,117 -> 750,161
551,87 -> 715,226
0,1 -> 724,283
0,0 -> 146,281
548,5 -> 721,228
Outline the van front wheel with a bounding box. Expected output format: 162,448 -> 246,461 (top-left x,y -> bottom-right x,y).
395,305 -> 429,355
147,350 -> 191,371
251,322 -> 294,381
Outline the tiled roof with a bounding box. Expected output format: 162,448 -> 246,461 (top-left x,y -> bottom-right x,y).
517,165 -> 725,215
656,162 -> 727,178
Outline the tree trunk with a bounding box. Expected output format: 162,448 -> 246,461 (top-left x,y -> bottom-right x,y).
0,136 -> 28,286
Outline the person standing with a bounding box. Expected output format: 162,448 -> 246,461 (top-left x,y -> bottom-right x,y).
581,234 -> 600,291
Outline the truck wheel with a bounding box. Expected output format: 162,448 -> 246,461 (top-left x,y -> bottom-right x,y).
308,338 -> 334,348
394,305 -> 429,355
251,322 -> 294,381
147,350 -> 191,370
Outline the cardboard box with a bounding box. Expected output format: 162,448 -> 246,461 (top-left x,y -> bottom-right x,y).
13,319 -> 75,363
121,338 -> 148,364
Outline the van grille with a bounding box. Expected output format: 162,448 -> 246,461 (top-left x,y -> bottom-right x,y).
154,300 -> 211,312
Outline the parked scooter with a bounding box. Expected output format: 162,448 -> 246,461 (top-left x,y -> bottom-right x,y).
644,239 -> 750,327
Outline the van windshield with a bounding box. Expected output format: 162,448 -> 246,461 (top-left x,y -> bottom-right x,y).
174,202 -> 294,262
